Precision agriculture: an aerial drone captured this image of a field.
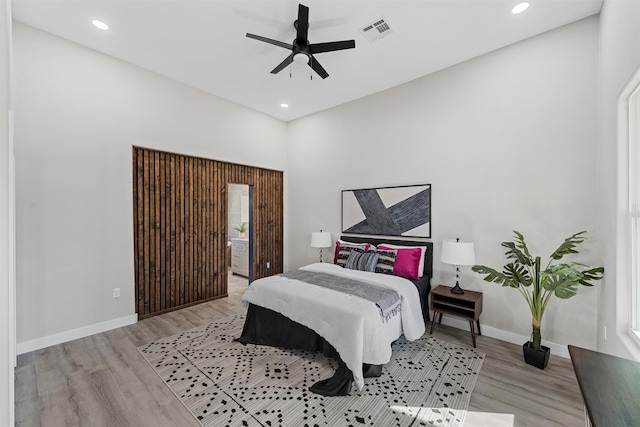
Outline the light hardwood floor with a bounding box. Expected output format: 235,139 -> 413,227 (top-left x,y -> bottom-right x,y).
15,290 -> 584,427
228,270 -> 248,293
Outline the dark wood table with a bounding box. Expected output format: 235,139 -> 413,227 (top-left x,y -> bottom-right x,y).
568,345 -> 640,426
429,285 -> 482,347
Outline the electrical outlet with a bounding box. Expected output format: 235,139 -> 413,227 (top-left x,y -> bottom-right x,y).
113,288 -> 120,298
266,262 -> 271,269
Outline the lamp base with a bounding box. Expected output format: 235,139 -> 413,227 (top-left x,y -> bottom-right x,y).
450,283 -> 465,294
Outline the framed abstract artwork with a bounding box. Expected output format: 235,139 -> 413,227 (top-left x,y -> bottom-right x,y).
341,184 -> 431,238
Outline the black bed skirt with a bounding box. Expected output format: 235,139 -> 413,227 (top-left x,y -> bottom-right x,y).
236,303 -> 338,355
235,304 -> 382,396
413,275 -> 431,322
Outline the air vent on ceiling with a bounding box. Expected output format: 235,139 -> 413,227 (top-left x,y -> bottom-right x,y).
359,17 -> 394,43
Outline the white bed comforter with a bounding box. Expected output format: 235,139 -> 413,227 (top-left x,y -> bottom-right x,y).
241,263 -> 426,390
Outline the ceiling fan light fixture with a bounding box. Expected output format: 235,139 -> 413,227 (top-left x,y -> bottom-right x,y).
512,2 -> 530,14
293,52 -> 310,64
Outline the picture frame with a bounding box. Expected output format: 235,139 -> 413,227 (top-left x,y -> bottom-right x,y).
341,184 -> 431,238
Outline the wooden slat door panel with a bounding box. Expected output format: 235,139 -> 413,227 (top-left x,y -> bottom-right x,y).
132,147 -> 283,319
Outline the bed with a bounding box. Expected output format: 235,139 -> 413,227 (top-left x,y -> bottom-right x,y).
236,236 -> 433,395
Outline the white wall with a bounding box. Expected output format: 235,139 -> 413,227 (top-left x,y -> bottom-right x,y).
1,0 -> 14,423
597,0 -> 640,360
287,17 -> 600,352
12,22 -> 288,349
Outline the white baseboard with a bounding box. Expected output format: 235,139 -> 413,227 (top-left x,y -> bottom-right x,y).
17,314 -> 138,355
436,315 -> 570,358
16,311 -> 569,358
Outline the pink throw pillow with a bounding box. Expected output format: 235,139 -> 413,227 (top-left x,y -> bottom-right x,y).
378,245 -> 422,280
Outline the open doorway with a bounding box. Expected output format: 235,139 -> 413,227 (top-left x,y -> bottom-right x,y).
228,183 -> 252,293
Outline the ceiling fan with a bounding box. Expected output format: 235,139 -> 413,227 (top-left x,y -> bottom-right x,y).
246,3 -> 356,79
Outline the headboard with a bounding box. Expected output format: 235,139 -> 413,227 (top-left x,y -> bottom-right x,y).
339,235 -> 434,279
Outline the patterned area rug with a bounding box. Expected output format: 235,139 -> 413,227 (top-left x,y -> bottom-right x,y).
138,314 -> 485,427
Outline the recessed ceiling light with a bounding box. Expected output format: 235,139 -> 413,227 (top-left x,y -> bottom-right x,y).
280,103 -> 289,108
92,20 -> 109,30
512,2 -> 530,14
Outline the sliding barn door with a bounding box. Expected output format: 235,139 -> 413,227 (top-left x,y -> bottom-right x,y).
133,147 -> 283,318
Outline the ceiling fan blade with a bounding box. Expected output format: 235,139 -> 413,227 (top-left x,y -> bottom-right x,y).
309,40 -> 356,54
246,33 -> 292,50
309,55 -> 329,79
296,4 -> 309,44
271,53 -> 295,74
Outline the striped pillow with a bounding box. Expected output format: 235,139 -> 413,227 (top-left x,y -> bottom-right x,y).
374,249 -> 397,275
336,246 -> 364,268
345,250 -> 379,272
333,240 -> 371,263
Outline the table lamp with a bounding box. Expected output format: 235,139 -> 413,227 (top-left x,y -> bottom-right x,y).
441,238 -> 476,294
311,230 -> 332,262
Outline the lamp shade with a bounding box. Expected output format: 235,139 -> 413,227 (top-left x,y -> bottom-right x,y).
311,231 -> 332,248
441,239 -> 475,266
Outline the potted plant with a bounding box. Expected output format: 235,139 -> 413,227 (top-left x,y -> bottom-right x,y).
471,231 -> 604,369
233,222 -> 248,239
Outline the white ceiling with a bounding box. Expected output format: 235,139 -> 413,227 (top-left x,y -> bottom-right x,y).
11,0 -> 602,122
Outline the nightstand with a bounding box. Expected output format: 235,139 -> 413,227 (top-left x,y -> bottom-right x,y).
429,285 -> 483,347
